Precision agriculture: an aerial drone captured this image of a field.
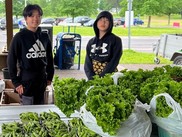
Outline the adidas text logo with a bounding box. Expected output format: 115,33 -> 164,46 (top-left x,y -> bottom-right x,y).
26,40 -> 46,59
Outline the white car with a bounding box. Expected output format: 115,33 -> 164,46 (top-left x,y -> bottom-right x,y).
58,17 -> 81,26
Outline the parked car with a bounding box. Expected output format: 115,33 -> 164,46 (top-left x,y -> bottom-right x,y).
121,18 -> 125,25
54,17 -> 66,25
114,18 -> 121,26
0,17 -> 6,30
17,17 -> 26,28
133,18 -> 144,25
63,17 -> 73,23
0,17 -> 20,30
41,18 -> 55,25
113,17 -> 144,26
58,17 -> 81,26
58,17 -> 72,25
83,19 -> 95,27
113,17 -> 125,26
59,17 -> 91,26
74,16 -> 91,25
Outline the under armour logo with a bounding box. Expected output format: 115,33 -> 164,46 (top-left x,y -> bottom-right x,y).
91,43 -> 108,53
100,43 -> 107,53
91,44 -> 96,53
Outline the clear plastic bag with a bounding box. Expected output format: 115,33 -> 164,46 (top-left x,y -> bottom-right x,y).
80,99 -> 152,137
111,72 -> 124,85
149,93 -> 182,134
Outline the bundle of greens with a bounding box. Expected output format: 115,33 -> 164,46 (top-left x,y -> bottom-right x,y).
69,118 -> 101,137
118,69 -> 153,95
86,73 -> 114,87
1,122 -> 23,137
54,76 -> 88,117
85,85 -> 136,135
140,76 -> 182,117
118,65 -> 182,118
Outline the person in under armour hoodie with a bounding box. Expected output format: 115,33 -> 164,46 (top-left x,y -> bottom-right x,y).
7,4 -> 54,105
84,11 -> 123,80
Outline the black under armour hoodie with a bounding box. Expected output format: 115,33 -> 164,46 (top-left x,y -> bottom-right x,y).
84,11 -> 123,80
7,27 -> 54,88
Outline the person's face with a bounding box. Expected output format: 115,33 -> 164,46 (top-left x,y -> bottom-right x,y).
25,10 -> 42,31
97,17 -> 110,32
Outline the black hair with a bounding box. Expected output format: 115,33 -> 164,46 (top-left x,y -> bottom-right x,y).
23,4 -> 43,17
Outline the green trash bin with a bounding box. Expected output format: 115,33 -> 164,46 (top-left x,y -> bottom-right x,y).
2,68 -> 10,79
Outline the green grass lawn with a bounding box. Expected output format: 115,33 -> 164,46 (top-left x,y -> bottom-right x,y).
53,15 -> 182,36
120,50 -> 171,64
53,25 -> 182,36
74,49 -> 172,64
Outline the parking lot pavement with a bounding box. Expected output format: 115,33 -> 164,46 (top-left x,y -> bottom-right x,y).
52,64 -> 166,80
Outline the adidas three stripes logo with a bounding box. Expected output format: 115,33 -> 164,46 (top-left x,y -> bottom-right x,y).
26,39 -> 46,59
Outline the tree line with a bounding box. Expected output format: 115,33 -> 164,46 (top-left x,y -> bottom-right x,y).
120,0 -> 182,27
0,0 -> 181,27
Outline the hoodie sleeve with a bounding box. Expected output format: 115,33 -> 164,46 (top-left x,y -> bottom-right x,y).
84,39 -> 95,80
7,34 -> 22,88
46,35 -> 54,82
99,36 -> 122,77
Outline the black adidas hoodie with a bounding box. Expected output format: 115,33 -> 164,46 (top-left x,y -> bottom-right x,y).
7,27 -> 54,88
84,11 -> 123,80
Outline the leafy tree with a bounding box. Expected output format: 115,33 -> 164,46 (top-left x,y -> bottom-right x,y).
39,0 -> 52,17
173,0 -> 182,14
120,0 -> 165,28
99,0 -> 121,14
140,0 -> 162,27
59,0 -> 98,21
0,0 -> 5,16
13,0 -> 25,18
162,0 -> 182,24
99,0 -> 112,11
119,0 -> 127,17
7,0 -> 99,18
28,0 -> 53,17
114,0 -> 122,14
178,0 -> 182,19
50,0 -> 63,17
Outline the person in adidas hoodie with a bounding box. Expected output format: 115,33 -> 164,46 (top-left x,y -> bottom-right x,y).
7,4 -> 54,105
84,11 -> 123,80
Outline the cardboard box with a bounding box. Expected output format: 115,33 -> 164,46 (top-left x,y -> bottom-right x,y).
0,80 -> 51,105
0,89 -> 50,105
0,89 -> 20,105
0,80 -> 19,105
3,79 -> 15,89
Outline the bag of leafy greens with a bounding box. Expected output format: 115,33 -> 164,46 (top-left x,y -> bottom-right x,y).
80,99 -> 152,137
149,93 -> 182,135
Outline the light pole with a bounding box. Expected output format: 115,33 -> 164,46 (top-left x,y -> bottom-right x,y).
24,0 -> 27,7
127,0 -> 132,50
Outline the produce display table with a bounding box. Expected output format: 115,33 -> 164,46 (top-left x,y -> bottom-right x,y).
0,104 -> 75,133
0,105 -> 159,137
0,105 -> 66,121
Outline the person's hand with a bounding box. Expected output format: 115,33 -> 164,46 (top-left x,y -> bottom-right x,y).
15,85 -> 24,95
47,80 -> 52,86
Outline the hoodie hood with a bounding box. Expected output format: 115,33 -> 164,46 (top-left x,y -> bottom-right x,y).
93,11 -> 113,38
